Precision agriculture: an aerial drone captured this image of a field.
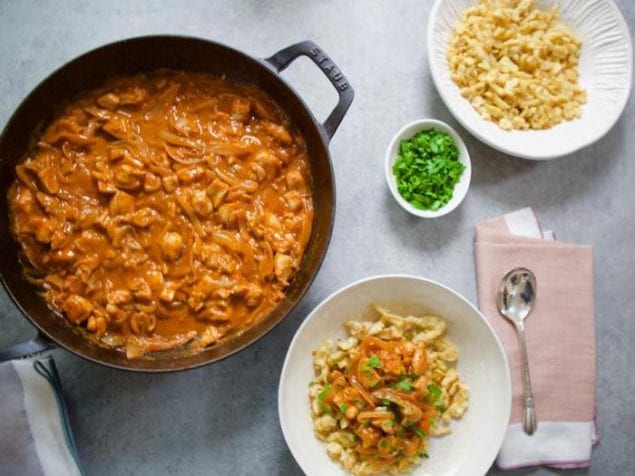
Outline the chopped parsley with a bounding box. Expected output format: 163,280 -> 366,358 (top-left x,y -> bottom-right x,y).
367,354 -> 381,369
413,427 -> 426,438
427,383 -> 442,401
317,384 -> 331,413
318,384 -> 331,402
339,403 -> 348,414
392,129 -> 465,211
395,379 -> 414,392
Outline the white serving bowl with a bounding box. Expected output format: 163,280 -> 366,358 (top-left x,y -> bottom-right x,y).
427,0 -> 633,160
279,275 -> 511,476
385,119 -> 471,218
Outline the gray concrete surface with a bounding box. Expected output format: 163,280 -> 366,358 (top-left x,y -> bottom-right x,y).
0,0 -> 633,475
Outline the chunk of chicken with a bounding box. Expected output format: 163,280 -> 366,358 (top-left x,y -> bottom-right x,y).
207,179 -> 228,208
286,170 -> 306,191
230,98 -> 251,122
263,121 -> 292,144
86,315 -> 107,336
109,191 -> 135,216
143,173 -> 162,192
274,253 -> 294,284
161,232 -> 185,261
63,295 -> 94,324
113,164 -> 143,191
97,93 -> 120,110
191,190 -> 213,217
284,191 -> 303,211
177,166 -> 205,184
130,277 -> 152,302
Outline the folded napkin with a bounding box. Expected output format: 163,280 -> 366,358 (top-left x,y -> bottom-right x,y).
474,208 -> 597,470
0,355 -> 83,476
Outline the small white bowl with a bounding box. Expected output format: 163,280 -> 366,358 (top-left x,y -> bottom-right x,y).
385,119 -> 471,218
427,0 -> 633,160
279,275 -> 511,476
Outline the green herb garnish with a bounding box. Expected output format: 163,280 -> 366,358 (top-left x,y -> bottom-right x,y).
419,452 -> 429,459
413,427 -> 426,438
426,383 -> 442,401
395,379 -> 414,392
340,403 -> 348,413
318,384 -> 332,403
367,354 -> 381,369
392,129 -> 465,211
385,420 -> 394,427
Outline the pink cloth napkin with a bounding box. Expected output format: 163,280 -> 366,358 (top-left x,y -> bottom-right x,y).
474,208 -> 597,470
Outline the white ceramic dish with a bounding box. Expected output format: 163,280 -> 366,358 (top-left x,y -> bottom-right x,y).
427,0 -> 633,160
279,275 -> 511,476
385,119 -> 471,218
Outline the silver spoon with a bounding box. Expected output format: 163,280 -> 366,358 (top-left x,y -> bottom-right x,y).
497,267 -> 538,435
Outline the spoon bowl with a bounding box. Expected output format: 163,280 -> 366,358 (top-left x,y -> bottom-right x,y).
497,268 -> 537,323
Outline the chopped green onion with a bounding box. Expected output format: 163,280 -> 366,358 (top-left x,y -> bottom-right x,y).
340,403 -> 348,413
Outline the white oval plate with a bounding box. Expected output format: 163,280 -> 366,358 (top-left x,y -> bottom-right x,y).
279,275 -> 511,476
427,0 -> 633,160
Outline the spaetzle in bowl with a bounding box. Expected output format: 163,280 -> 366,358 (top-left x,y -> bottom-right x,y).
427,0 -> 632,159
279,275 -> 511,476
310,306 -> 469,474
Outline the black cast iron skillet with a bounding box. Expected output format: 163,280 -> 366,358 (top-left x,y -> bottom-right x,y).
0,36 -> 353,371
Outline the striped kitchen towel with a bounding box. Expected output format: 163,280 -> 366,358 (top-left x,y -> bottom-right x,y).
0,355 -> 83,476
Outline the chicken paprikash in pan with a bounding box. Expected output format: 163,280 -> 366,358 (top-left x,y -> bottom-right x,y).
8,70 -> 313,358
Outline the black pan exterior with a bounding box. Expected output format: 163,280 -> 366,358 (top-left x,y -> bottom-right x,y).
0,36 -> 337,371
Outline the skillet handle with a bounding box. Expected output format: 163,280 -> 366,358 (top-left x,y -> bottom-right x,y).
265,41 -> 354,142
0,333 -> 55,362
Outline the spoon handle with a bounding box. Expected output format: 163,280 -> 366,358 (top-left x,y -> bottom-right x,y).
515,322 -> 537,435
